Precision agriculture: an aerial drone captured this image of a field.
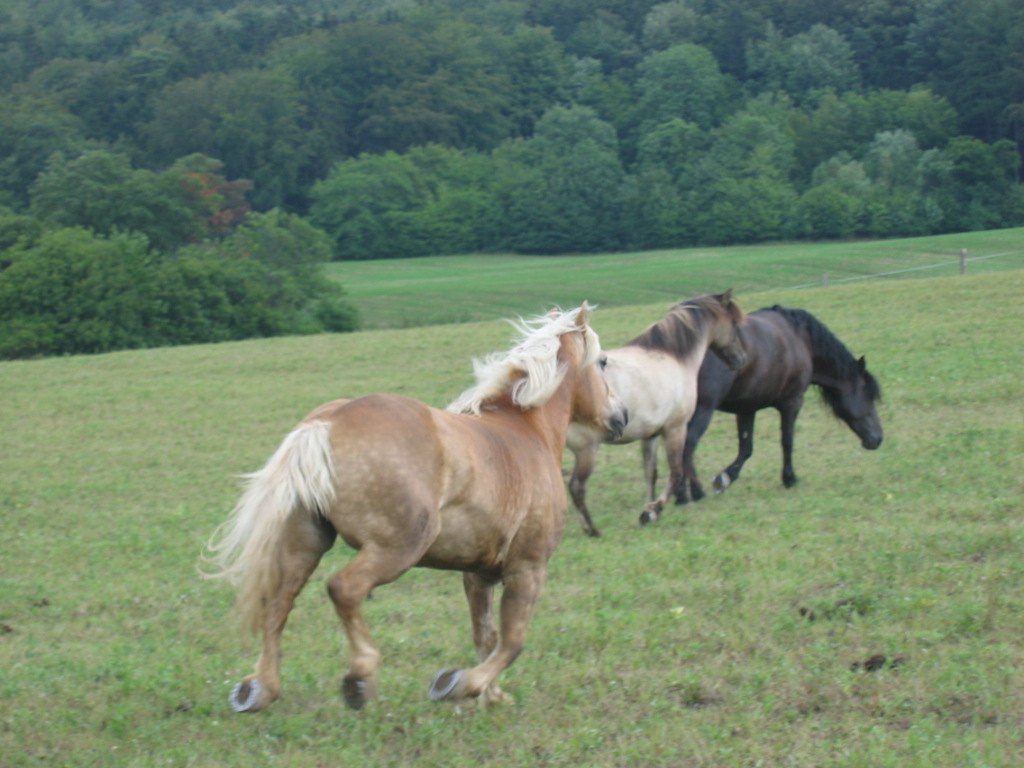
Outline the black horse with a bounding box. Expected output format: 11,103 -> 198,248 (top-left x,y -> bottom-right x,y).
677,306 -> 883,504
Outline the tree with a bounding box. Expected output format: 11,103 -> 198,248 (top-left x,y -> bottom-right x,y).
859,130 -> 949,236
0,212 -> 357,359
0,228 -> 161,358
492,105 -> 631,253
28,150 -> 251,252
688,103 -> 800,243
143,68 -> 312,210
746,23 -> 860,101
171,209 -> 358,335
309,152 -> 431,260
641,1 -> 703,52
635,44 -> 737,131
0,95 -> 89,210
789,89 -> 958,180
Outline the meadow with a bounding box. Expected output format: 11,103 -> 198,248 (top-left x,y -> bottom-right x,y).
1,238 -> 1023,766
330,227 -> 1024,329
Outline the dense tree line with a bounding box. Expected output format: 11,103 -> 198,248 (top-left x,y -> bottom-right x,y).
1,0 -> 1022,356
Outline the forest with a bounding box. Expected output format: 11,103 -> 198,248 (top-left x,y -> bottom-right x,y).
1,0 -> 1022,357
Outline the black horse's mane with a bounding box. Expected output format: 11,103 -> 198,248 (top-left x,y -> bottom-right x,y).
767,305 -> 882,406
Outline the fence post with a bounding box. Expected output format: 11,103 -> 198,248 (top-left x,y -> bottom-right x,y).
960,248 -> 967,275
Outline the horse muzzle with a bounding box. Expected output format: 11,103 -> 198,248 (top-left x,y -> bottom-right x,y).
607,406 -> 629,441
862,432 -> 883,450
723,347 -> 747,371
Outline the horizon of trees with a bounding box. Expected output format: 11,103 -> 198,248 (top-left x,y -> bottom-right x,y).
1,0 -> 1022,357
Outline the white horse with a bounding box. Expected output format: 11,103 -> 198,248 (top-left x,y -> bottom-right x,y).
566,292 -> 746,536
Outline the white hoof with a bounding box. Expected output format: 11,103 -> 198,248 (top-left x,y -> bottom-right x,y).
229,679 -> 265,713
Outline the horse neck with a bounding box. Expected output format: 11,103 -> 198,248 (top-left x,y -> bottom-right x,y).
630,307 -> 715,367
481,373 -> 575,459
525,375 -> 576,456
805,334 -> 855,392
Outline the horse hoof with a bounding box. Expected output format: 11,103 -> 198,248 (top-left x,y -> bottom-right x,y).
639,502 -> 662,526
713,473 -> 731,493
429,668 -> 463,701
342,675 -> 372,710
230,679 -> 266,713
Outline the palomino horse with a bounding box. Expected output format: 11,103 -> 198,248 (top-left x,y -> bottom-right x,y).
566,291 -> 746,537
676,305 -> 883,504
203,304 -> 627,713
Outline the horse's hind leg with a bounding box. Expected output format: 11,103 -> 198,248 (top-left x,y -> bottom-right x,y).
714,412 -> 755,493
568,442 -> 602,537
778,399 -> 803,488
326,536 -> 433,710
430,565 -> 546,704
232,514 -> 335,713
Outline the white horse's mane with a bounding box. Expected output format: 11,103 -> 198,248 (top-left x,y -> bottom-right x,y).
446,306 -> 597,416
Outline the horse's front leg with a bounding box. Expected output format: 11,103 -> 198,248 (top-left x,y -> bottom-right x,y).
429,565 -> 546,705
641,435 -> 659,502
678,406 -> 715,504
457,571 -> 509,704
640,427 -> 686,526
568,441 -> 602,537
778,398 -> 804,488
714,411 -> 756,493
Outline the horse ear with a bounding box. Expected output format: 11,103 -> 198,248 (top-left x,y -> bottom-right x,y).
858,356 -> 867,372
577,301 -> 590,326
721,288 -> 734,303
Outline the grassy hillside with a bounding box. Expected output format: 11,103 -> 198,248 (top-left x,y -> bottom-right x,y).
1,266 -> 1022,767
330,227 -> 1024,329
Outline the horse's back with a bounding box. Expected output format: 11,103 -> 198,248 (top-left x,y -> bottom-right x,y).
716,310 -> 813,410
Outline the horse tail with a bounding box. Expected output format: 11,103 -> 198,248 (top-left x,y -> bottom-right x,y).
202,420 -> 336,634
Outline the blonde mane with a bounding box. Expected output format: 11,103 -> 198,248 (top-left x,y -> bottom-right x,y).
447,306 -> 596,416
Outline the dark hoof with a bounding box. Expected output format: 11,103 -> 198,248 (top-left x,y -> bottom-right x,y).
229,679 -> 265,713
342,675 -> 370,710
713,473 -> 731,493
428,668 -> 462,701
584,527 -> 602,538
639,501 -> 662,526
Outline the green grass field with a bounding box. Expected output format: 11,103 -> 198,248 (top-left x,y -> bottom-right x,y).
330,227 -> 1024,329
1,236 -> 1022,766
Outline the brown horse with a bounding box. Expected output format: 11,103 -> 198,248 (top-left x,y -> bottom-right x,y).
566,292 -> 746,537
203,304 -> 627,713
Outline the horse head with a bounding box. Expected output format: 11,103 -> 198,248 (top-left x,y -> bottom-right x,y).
707,289 -> 747,371
567,303 -> 628,442
822,356 -> 883,449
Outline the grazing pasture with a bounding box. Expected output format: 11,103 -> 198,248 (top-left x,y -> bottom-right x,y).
1,266 -> 1022,767
331,227 -> 1024,329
